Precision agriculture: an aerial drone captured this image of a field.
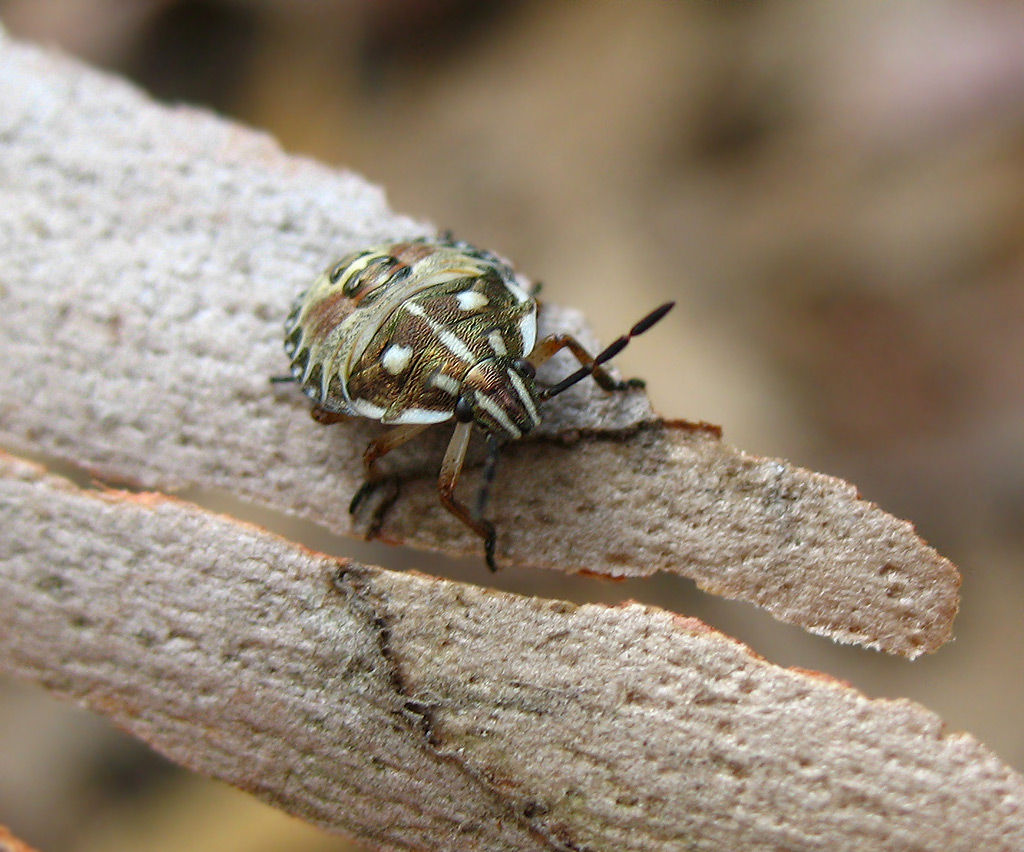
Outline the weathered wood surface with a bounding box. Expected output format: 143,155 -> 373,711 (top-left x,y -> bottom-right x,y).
2,452 -> 1021,852
0,28 -> 958,656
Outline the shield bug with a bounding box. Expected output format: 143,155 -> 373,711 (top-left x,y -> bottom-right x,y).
279,235 -> 673,570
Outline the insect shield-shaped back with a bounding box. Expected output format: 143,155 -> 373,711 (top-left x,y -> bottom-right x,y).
284,237 -> 538,424
281,234 -> 673,571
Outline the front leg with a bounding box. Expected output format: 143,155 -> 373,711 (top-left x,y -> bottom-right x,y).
437,421 -> 498,571
532,303 -> 674,401
526,334 -> 643,392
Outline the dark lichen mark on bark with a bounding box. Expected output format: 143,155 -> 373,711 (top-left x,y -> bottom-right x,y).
329,564 -> 587,852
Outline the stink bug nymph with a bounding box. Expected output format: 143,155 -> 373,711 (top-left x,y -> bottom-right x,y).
278,235 -> 673,570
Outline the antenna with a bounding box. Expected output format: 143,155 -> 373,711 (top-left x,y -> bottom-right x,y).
538,301 -> 675,401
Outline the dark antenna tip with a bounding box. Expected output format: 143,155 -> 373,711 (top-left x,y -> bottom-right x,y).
631,301 -> 675,336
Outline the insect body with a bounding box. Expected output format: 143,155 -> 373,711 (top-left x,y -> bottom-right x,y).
282,235 -> 673,570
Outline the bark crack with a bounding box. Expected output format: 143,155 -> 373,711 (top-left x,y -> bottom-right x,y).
332,564 -> 584,852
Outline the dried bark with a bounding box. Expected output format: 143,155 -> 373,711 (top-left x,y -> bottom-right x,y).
3,453 -> 1022,852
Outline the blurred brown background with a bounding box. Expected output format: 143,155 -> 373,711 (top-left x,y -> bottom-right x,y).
1,1 -> 1023,850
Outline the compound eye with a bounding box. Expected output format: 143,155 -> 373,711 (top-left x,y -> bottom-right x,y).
455,394 -> 474,423
512,358 -> 536,379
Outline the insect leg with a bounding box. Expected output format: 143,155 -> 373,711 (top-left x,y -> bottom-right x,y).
311,405 -> 354,425
361,423 -> 431,473
526,334 -> 635,392
474,432 -> 501,521
349,423 -> 431,518
438,421 -> 499,571
535,302 -> 675,401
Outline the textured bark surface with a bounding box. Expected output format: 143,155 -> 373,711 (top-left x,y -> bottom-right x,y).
0,28 -> 958,657
2,452 -> 1021,852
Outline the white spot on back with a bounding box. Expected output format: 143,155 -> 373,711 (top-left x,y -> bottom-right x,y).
430,372 -> 461,396
381,343 -> 413,375
505,279 -> 532,303
348,398 -> 386,420
388,407 -> 453,425
457,290 -> 489,311
488,330 -> 507,356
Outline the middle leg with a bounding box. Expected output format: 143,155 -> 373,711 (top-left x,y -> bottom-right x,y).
350,423 -> 431,533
